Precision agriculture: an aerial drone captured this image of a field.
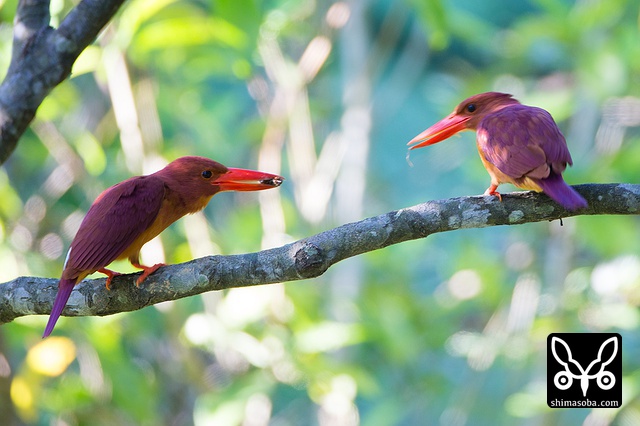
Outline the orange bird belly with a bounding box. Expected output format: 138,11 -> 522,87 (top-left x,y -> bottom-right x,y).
117,197 -> 211,263
476,144 -> 543,192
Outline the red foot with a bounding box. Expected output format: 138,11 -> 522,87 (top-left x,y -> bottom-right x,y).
131,262 -> 166,287
98,268 -> 122,290
484,185 -> 502,202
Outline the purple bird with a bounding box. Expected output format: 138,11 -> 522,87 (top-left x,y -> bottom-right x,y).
43,156 -> 284,338
407,92 -> 587,210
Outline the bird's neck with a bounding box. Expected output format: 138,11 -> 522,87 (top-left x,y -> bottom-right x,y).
183,194 -> 215,214
163,182 -> 214,216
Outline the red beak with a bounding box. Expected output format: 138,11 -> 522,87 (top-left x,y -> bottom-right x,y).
407,113 -> 470,150
213,168 -> 284,192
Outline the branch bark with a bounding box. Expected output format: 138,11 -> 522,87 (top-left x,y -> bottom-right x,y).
1,183 -> 638,325
0,0 -> 126,164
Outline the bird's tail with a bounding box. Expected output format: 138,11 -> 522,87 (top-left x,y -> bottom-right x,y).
43,278 -> 77,338
536,172 -> 587,211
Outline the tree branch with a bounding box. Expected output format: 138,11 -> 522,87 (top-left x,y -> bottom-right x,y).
1,183 -> 638,325
0,0 -> 126,164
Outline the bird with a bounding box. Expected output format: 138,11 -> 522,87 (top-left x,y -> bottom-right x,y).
43,156 -> 284,338
407,92 -> 587,210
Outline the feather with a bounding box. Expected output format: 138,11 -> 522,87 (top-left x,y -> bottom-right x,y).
43,278 -> 76,338
62,176 -> 165,279
536,172 -> 588,211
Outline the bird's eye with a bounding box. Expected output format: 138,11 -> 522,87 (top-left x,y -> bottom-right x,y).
466,103 -> 477,113
201,170 -> 213,179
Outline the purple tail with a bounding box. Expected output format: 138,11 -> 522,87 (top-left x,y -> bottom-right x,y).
43,278 -> 76,338
536,172 -> 587,211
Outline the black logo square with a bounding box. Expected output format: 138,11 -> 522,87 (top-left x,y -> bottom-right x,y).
547,333 -> 621,408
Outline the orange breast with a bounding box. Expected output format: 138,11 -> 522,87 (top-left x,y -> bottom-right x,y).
116,195 -> 212,263
476,144 -> 543,192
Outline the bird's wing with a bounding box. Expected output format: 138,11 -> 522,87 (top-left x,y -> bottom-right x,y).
63,175 -> 166,278
477,105 -> 573,180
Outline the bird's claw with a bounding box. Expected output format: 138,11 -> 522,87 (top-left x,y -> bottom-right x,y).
98,268 -> 122,290
483,186 -> 502,202
132,262 -> 166,287
98,263 -> 164,289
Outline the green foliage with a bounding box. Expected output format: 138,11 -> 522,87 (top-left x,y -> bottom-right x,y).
1,0 -> 640,424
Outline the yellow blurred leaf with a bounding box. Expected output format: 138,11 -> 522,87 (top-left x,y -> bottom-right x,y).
75,132 -> 107,176
10,377 -> 32,409
71,45 -> 102,77
26,337 -> 77,377
0,169 -> 23,219
134,16 -> 246,51
10,377 -> 36,422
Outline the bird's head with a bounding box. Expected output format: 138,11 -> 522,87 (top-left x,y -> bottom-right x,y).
407,92 -> 520,150
159,156 -> 284,198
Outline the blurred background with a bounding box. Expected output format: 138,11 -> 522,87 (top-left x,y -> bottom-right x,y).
1,0 -> 639,424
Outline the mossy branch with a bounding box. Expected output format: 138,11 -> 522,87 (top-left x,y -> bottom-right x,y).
0,183 -> 638,325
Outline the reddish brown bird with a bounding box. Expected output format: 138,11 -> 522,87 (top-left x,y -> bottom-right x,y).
43,156 -> 284,337
408,92 -> 587,210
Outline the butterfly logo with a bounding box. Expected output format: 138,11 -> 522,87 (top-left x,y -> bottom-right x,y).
551,336 -> 617,397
